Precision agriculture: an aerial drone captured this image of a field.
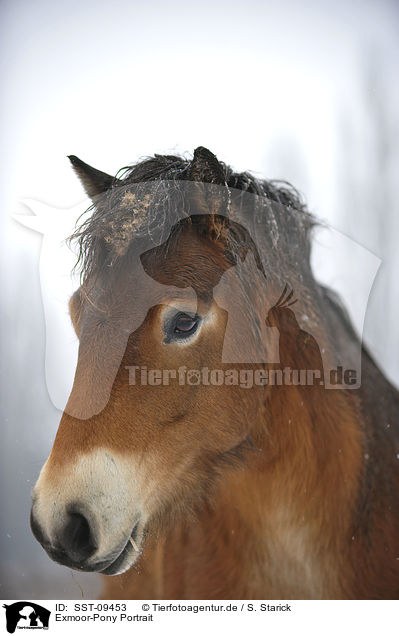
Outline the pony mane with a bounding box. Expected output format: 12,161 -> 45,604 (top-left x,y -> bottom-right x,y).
68,152 -> 316,284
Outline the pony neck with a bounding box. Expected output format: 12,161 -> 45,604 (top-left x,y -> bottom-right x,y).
210,384 -> 363,598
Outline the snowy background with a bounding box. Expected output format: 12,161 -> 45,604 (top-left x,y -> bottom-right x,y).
0,0 -> 398,599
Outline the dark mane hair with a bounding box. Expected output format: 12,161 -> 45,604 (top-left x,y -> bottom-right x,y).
117,153 -> 305,209
69,150 -> 316,284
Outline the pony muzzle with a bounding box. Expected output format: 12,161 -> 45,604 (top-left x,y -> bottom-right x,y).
30,450 -> 146,575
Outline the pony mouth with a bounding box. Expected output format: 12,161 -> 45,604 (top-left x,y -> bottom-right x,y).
33,518 -> 143,575
99,521 -> 143,576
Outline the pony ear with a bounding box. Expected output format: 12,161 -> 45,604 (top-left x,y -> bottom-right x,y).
188,146 -> 226,185
68,155 -> 121,200
187,147 -> 230,240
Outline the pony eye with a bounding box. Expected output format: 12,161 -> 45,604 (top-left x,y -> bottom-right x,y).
174,314 -> 198,333
164,312 -> 200,342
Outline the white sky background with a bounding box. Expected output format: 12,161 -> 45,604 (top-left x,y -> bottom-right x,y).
0,0 -> 398,598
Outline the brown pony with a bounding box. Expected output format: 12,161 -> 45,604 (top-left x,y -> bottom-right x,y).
31,147 -> 399,599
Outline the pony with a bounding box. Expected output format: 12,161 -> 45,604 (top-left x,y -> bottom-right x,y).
30,147 -> 399,598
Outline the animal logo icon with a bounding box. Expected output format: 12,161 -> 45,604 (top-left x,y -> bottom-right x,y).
266,284 -> 324,382
2,602 -> 50,633
187,369 -> 201,385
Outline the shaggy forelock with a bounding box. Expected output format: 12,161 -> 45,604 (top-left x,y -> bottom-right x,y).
68,152 -> 315,285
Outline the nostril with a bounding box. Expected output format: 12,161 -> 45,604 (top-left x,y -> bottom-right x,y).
62,511 -> 97,563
